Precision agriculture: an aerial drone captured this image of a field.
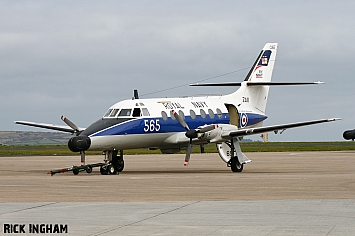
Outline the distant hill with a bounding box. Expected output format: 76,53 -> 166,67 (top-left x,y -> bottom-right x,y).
0,131 -> 72,145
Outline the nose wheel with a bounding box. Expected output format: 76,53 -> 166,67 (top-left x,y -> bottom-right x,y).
100,164 -> 116,175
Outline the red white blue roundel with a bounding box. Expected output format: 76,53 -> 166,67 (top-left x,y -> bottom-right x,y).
240,113 -> 248,128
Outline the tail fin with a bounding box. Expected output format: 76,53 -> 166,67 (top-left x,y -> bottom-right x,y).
244,43 -> 277,83
189,43 -> 278,116
239,43 -> 278,114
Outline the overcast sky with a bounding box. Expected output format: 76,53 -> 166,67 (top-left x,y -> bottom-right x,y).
1,1 -> 354,141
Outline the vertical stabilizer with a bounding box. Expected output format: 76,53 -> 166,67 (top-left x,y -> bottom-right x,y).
245,43 -> 277,83
240,43 -> 278,114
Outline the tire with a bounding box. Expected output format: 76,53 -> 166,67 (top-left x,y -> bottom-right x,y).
86,165 -> 92,174
72,167 -> 79,175
100,166 -> 107,175
116,160 -> 124,172
230,157 -> 243,172
107,165 -> 115,175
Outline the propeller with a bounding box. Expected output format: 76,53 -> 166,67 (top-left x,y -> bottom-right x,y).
172,110 -> 218,166
61,116 -> 80,134
172,110 -> 192,165
61,115 -> 90,165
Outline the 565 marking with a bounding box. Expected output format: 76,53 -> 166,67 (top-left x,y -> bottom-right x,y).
144,119 -> 161,132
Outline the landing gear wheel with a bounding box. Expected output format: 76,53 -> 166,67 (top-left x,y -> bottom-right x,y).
100,166 -> 108,175
72,167 -> 79,175
116,160 -> 124,172
230,157 -> 243,172
107,164 -> 115,175
85,165 -> 92,174
111,150 -> 124,173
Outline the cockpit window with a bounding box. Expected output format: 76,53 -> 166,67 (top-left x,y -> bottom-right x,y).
109,109 -> 119,117
118,109 -> 132,116
142,108 -> 150,116
104,109 -> 113,117
132,108 -> 141,117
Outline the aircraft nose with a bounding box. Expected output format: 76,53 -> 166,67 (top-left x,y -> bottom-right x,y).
68,135 -> 91,152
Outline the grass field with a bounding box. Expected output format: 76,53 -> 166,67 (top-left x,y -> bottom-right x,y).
0,142 -> 354,156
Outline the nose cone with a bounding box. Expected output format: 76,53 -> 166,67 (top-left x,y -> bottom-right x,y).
68,135 -> 91,152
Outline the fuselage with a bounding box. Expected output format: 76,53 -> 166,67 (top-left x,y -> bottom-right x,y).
81,94 -> 267,151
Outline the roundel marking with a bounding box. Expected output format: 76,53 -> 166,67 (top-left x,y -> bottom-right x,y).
240,113 -> 248,128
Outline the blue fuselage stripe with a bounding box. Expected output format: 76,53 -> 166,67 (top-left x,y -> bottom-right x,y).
91,113 -> 267,137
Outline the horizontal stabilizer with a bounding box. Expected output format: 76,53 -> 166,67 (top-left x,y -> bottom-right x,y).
190,81 -> 324,87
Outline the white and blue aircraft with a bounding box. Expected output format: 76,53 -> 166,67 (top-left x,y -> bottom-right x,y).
15,43 -> 340,175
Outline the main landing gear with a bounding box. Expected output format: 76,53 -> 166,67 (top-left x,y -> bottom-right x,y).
48,150 -> 125,176
225,141 -> 244,172
217,139 -> 251,173
228,157 -> 244,172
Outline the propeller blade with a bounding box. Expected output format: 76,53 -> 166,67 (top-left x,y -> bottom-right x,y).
172,110 -> 190,131
61,115 -> 80,133
184,142 -> 192,166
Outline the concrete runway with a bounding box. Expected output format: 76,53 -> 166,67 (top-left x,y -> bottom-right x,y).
1,152 -> 355,235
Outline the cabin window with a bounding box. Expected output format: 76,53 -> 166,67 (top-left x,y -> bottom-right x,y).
208,109 -> 215,119
178,110 -> 185,120
104,109 -> 113,117
216,108 -> 223,118
109,109 -> 119,117
161,111 -> 168,121
170,110 -> 176,120
132,108 -> 141,117
200,109 -> 206,119
118,109 -> 132,116
190,110 -> 196,120
142,108 -> 150,116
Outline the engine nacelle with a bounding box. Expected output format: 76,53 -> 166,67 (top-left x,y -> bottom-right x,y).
203,124 -> 239,143
68,135 -> 91,152
343,129 -> 355,140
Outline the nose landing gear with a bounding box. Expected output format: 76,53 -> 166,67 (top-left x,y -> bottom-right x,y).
99,150 -> 124,175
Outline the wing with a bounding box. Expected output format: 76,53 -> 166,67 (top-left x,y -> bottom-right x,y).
222,118 -> 340,139
190,81 -> 324,87
14,121 -> 85,133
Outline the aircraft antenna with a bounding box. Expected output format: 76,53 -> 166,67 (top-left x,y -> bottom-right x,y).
133,89 -> 139,99
140,67 -> 250,97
